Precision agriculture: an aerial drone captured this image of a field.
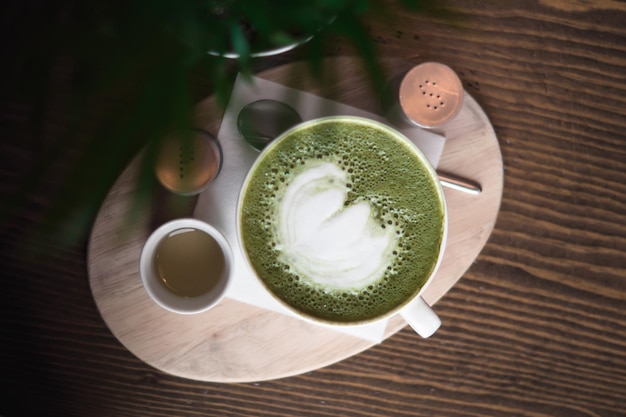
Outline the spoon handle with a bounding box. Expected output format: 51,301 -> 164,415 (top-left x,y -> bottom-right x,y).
437,172 -> 482,195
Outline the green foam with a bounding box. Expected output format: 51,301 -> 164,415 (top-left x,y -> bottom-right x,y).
240,118 -> 445,324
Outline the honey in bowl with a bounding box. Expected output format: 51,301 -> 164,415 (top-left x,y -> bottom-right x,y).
154,228 -> 225,298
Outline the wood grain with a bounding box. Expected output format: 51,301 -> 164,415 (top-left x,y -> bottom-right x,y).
2,1 -> 625,416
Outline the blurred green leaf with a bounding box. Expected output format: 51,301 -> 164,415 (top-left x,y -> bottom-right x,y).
1,0 -> 441,242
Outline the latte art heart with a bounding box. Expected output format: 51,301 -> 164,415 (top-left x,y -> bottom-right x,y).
276,162 -> 398,290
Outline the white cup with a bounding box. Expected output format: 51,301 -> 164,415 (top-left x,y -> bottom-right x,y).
139,218 -> 232,314
237,116 -> 447,338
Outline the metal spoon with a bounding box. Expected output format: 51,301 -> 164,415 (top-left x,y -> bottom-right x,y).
437,172 -> 482,195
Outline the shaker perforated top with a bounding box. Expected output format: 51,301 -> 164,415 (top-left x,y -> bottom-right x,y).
399,62 -> 464,128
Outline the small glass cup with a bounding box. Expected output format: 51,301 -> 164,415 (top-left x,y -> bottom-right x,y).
154,129 -> 223,196
237,99 -> 302,151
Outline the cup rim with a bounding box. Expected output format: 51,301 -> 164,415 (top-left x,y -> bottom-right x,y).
237,115 -> 448,327
139,218 -> 232,314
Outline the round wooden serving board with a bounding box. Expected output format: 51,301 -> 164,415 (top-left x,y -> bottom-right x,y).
87,57 -> 503,383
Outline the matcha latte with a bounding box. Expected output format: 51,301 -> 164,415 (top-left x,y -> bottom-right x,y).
238,116 -> 446,324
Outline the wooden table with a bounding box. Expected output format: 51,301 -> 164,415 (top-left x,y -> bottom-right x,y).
2,1 -> 625,416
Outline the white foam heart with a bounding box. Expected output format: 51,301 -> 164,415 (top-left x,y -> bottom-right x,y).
276,162 -> 398,290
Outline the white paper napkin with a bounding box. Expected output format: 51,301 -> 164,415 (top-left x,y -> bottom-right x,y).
194,74 -> 445,343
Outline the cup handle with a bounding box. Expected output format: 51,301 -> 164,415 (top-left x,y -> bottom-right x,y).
400,296 -> 441,338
